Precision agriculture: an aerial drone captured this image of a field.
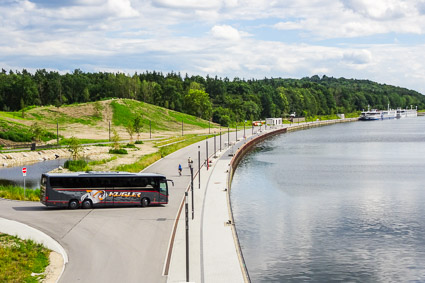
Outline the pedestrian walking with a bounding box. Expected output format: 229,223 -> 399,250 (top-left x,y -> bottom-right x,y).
178,164 -> 182,176
188,157 -> 193,168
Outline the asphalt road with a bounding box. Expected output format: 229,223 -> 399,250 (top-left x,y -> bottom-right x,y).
0,128 -> 252,283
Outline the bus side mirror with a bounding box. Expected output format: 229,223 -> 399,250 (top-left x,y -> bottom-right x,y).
167,179 -> 174,187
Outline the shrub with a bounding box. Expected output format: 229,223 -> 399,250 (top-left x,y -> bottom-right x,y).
125,143 -> 136,148
135,140 -> 144,144
109,148 -> 128,154
64,159 -> 90,171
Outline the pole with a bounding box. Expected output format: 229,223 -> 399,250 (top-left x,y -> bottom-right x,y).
214,134 -> 216,157
198,146 -> 200,189
191,167 -> 194,220
57,122 -> 59,145
206,138 -> 209,170
228,127 -> 230,147
219,128 -> 222,152
252,124 -> 254,135
244,121 -> 245,139
185,192 -> 189,282
236,124 -> 238,141
23,175 -> 26,199
149,120 -> 151,139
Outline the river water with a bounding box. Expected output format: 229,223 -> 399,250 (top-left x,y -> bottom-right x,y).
0,159 -> 67,189
231,117 -> 425,282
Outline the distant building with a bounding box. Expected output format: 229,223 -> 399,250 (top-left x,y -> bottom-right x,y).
266,118 -> 282,126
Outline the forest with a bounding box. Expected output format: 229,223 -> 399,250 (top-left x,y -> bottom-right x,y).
1,69 -> 424,126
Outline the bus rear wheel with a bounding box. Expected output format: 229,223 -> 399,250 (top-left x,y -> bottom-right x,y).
141,198 -> 149,207
82,199 -> 92,209
69,200 -> 79,209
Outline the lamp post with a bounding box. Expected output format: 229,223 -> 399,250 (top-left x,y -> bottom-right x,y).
191,167 -> 194,220
214,133 -> 216,157
185,192 -> 189,282
244,121 -> 246,139
206,138 -> 209,170
220,126 -> 222,152
198,146 -> 200,189
228,127 -> 230,147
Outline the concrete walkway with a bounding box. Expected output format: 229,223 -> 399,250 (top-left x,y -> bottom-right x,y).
166,146 -> 245,283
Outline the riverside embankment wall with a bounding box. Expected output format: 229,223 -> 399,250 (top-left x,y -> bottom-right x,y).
226,117 -> 359,282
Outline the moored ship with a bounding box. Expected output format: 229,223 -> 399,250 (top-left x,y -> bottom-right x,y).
360,105 -> 397,120
396,106 -> 418,118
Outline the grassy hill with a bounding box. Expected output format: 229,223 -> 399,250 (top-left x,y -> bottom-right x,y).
0,99 -> 217,145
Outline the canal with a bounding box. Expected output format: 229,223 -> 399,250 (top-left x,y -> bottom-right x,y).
231,117 -> 425,282
0,159 -> 67,189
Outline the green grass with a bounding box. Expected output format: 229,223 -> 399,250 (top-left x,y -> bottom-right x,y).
88,156 -> 117,166
0,233 -> 50,282
111,99 -> 215,132
0,186 -> 41,201
59,138 -> 109,145
116,134 -> 216,172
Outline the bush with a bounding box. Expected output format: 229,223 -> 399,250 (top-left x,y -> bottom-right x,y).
135,140 -> 143,144
125,143 -> 136,148
109,148 -> 128,154
64,159 -> 90,171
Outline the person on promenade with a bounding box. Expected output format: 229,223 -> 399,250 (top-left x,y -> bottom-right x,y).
178,164 -> 182,176
188,157 -> 193,168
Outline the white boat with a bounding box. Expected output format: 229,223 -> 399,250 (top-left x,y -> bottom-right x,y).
360,104 -> 397,120
396,106 -> 417,118
381,109 -> 397,119
360,109 -> 382,120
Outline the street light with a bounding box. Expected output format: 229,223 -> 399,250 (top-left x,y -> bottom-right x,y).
198,146 -> 200,189
185,192 -> 189,282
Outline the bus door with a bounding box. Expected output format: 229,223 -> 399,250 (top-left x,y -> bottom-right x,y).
158,179 -> 169,204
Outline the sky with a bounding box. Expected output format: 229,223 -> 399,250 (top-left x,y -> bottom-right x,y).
1,0 -> 425,94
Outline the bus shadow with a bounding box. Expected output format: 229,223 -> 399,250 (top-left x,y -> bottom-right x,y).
12,206 -> 62,211
12,204 -> 166,211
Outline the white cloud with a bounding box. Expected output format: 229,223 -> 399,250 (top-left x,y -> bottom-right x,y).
152,0 -> 222,10
341,0 -> 410,20
210,25 -> 242,40
273,21 -> 303,30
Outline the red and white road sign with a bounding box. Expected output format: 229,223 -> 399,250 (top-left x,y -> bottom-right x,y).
22,167 -> 27,176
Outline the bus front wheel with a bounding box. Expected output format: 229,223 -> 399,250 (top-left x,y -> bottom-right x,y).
141,198 -> 149,207
82,199 -> 92,209
69,200 -> 79,209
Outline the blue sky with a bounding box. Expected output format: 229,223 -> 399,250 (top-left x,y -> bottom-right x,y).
1,0 -> 425,94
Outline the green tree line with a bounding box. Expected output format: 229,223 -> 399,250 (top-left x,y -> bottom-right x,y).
1,69 -> 424,126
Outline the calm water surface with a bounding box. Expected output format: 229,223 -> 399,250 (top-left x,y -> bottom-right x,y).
0,159 -> 66,189
231,117 -> 425,282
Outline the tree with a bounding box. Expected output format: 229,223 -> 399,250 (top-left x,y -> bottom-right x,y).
133,116 -> 142,141
183,89 -> 213,120
68,136 -> 82,160
30,122 -> 44,142
111,129 -> 120,150
126,124 -> 134,143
